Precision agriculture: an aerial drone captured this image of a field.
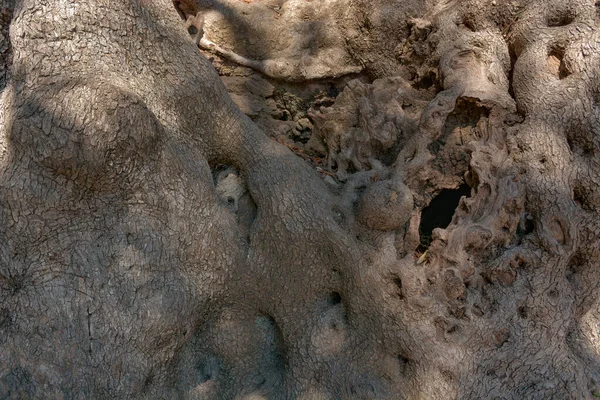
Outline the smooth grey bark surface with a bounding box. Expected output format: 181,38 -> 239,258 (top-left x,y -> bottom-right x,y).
1,0 -> 600,399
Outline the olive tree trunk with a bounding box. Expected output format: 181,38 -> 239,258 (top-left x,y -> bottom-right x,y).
1,0 -> 600,399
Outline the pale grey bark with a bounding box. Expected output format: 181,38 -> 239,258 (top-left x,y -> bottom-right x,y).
1,0 -> 600,399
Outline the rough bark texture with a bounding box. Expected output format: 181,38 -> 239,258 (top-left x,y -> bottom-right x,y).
1,0 -> 600,399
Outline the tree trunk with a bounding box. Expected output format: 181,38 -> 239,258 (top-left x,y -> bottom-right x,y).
1,0 -> 599,399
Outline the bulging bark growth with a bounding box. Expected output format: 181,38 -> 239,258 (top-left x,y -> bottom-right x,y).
1,0 -> 600,399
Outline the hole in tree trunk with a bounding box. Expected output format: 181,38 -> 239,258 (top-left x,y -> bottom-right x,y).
398,353 -> 410,374
187,25 -> 198,35
517,305 -> 528,319
392,276 -> 404,300
412,72 -> 437,90
418,184 -> 471,252
573,186 -> 593,210
546,13 -> 575,27
547,48 -> 570,79
328,291 -> 342,306
517,212 -> 535,239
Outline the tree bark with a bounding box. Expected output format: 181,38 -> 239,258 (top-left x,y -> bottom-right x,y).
1,0 -> 600,399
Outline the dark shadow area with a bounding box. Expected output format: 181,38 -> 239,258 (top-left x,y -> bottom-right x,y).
418,184 -> 471,251
428,98 -> 488,166
174,333 -> 223,395
0,367 -> 34,399
327,291 -> 342,306
397,353 -> 410,374
178,0 -> 321,73
546,12 -> 575,27
515,211 -> 535,241
507,41 -> 518,103
411,71 -> 437,90
197,0 -> 278,60
392,276 -> 403,300
0,0 -> 15,92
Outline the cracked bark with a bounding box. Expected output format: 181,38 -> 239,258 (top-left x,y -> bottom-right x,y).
1,0 -> 600,399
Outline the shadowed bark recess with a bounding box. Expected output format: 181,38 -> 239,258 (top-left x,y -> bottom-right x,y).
1,0 -> 600,399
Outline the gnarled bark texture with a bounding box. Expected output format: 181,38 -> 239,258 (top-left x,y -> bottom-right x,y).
1,0 -> 600,399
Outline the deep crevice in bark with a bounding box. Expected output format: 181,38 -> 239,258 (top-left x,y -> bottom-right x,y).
418,184 -> 471,252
